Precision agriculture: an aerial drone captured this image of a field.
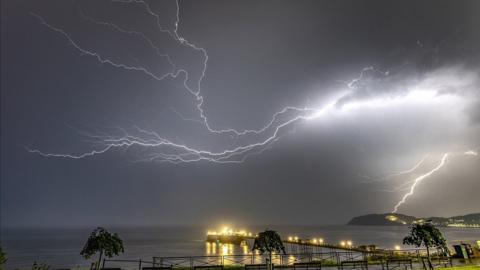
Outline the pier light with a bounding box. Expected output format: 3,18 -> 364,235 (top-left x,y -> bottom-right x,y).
222,244 -> 229,255
294,236 -> 299,242
319,238 -> 324,244
340,241 -> 346,247
347,241 -> 352,247
312,238 -> 318,244
248,232 -> 252,236
394,245 -> 401,250
288,236 -> 293,241
222,226 -> 233,235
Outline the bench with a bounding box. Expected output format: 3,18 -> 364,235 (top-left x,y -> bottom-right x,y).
293,262 -> 322,270
432,257 -> 452,268
340,260 -> 368,270
194,266 -> 224,270
245,264 -> 272,270
386,258 -> 412,270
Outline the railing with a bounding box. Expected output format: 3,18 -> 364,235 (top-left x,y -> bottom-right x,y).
103,249 -> 460,270
102,259 -> 155,270
152,251 -> 378,269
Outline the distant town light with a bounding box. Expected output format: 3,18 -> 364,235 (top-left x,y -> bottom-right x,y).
395,245 -> 401,250
386,215 -> 398,221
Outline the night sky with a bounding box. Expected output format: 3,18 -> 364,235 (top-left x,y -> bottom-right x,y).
1,0 -> 480,228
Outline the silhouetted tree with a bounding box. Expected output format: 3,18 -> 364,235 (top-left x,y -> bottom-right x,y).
80,227 -> 124,270
403,221 -> 447,270
0,246 -> 6,270
252,230 -> 285,270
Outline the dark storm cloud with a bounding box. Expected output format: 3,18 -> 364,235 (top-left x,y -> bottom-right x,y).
2,0 -> 480,227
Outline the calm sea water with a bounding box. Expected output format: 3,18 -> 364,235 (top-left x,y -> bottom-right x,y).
2,226 -> 479,269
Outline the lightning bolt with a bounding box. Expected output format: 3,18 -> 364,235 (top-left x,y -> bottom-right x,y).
392,153 -> 449,213
392,151 -> 478,213
361,155 -> 428,184
384,156 -> 428,180
27,1 -> 476,164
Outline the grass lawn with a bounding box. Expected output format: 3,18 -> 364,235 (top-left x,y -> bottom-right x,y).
442,266 -> 480,270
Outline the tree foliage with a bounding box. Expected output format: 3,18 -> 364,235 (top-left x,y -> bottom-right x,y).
403,221 -> 447,252
0,246 -> 6,270
80,227 -> 124,269
403,221 -> 447,270
252,230 -> 286,255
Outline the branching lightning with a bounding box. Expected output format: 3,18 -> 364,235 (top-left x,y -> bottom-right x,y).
27,0 -> 477,166
392,153 -> 449,213
361,155 -> 428,184
391,151 -> 478,213
26,0 -> 342,163
383,156 -> 428,180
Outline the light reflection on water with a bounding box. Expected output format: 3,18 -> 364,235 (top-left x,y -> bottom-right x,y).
206,242 -> 250,256
206,241 -> 260,265
203,245 -> 327,266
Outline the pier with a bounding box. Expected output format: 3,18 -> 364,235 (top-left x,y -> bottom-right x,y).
206,228 -> 376,253
283,239 -> 374,253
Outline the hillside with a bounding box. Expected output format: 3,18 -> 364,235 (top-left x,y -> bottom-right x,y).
347,213 -> 480,227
